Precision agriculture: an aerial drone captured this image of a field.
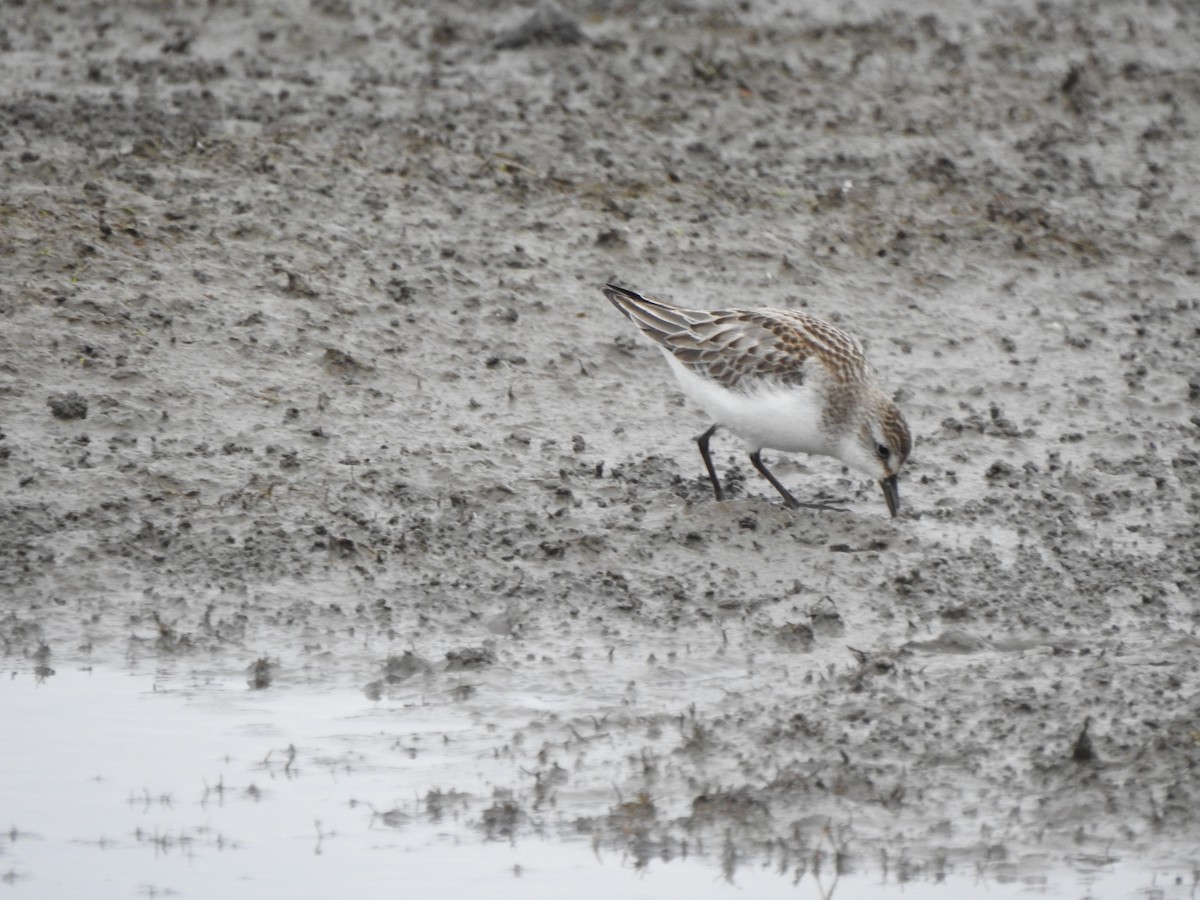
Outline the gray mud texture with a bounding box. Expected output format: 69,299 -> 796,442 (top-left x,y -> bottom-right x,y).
2,0 -> 1199,880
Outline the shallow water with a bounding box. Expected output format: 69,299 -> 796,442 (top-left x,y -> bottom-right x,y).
2,665 -> 1193,899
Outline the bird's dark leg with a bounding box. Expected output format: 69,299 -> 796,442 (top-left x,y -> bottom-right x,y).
695,424 -> 724,500
749,450 -> 849,512
749,449 -> 798,507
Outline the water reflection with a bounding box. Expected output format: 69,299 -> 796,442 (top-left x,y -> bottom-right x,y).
1,665 -> 1194,899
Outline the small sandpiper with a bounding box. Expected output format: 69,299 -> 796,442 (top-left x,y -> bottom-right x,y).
603,283 -> 912,517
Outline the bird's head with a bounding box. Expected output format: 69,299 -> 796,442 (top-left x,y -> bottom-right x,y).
841,399 -> 912,517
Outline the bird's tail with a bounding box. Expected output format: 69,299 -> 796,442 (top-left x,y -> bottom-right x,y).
602,283 -> 694,339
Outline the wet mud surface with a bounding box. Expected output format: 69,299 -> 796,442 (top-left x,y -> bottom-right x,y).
2,0 -> 1199,884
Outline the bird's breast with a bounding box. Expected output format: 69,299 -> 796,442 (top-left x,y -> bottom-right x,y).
663,353 -> 832,454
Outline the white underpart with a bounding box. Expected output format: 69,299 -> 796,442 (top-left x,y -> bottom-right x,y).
662,352 -> 836,457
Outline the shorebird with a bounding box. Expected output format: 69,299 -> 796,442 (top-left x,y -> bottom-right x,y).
603,283 -> 912,516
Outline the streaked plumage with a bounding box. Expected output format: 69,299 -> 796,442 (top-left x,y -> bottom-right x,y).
603,283 -> 912,516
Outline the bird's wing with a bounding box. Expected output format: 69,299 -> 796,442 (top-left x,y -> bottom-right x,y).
604,284 -> 861,391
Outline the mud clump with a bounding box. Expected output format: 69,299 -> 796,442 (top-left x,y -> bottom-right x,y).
47,392 -> 87,420
494,9 -> 584,50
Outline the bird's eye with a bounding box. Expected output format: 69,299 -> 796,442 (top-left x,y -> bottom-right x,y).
877,444 -> 891,461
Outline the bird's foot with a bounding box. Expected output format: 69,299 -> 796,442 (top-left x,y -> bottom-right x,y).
782,497 -> 850,514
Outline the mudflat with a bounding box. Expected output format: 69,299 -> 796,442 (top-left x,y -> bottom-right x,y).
2,0 -> 1198,884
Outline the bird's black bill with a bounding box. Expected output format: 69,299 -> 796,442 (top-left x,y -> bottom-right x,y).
881,475 -> 900,518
